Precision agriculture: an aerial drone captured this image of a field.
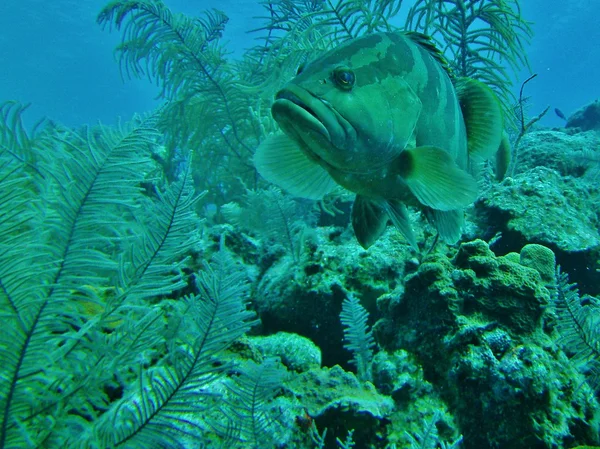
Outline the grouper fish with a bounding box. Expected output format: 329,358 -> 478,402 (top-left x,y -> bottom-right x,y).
254,31 -> 507,249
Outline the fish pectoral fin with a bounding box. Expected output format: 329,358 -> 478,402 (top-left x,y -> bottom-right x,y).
253,132 -> 337,200
352,195 -> 388,249
396,146 -> 478,211
454,77 -> 504,162
382,199 -> 418,250
426,208 -> 464,244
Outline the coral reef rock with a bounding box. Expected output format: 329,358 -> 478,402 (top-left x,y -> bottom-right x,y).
513,129 -> 600,177
376,240 -> 600,449
566,99 -> 600,132
287,365 -> 394,447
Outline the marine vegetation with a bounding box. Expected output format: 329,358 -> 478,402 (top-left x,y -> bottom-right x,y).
506,73 -> 550,176
97,0 -> 532,210
340,295 -> 376,382
5,0 -> 600,448
221,186 -> 317,263
553,269 -> 600,389
0,101 -> 269,448
405,0 -> 532,112
97,1 -> 259,202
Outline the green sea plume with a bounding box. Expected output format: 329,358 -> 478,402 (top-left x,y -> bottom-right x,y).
96,0 -> 532,213
0,101 -> 260,448
406,0 -> 532,115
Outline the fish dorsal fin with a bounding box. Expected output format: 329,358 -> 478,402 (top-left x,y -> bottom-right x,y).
454,77 -> 504,163
394,146 -> 478,211
254,132 -> 337,200
403,31 -> 453,78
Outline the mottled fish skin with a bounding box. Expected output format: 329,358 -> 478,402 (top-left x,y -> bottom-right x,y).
272,31 -> 467,201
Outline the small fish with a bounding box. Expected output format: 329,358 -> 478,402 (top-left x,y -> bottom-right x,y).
555,107 -> 567,121
255,31 -> 506,249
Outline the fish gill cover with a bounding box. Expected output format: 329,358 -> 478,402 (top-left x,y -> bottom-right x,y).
2,1 -> 600,449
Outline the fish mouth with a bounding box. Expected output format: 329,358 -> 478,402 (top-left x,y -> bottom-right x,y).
272,86 -> 350,151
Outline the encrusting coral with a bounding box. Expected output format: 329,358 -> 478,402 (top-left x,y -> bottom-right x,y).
375,240 -> 599,449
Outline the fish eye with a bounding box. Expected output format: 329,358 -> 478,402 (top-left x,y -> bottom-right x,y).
296,64 -> 305,75
333,67 -> 355,90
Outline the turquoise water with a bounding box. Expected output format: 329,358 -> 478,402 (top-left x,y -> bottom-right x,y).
1,0 -> 598,127
2,1 -> 600,448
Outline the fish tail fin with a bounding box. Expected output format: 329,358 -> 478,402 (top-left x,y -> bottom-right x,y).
454,77 -> 504,164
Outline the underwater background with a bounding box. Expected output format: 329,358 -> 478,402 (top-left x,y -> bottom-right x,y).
1,0 -> 599,128
2,1 -> 600,448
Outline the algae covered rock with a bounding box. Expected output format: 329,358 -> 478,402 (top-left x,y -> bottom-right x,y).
477,166 -> 600,253
376,239 -> 600,449
520,243 -> 556,284
474,129 -> 600,293
287,365 -> 394,447
371,350 -> 461,447
513,129 -> 600,177
566,99 -> 600,132
452,240 -> 550,334
254,227 -> 408,367
251,332 -> 321,372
